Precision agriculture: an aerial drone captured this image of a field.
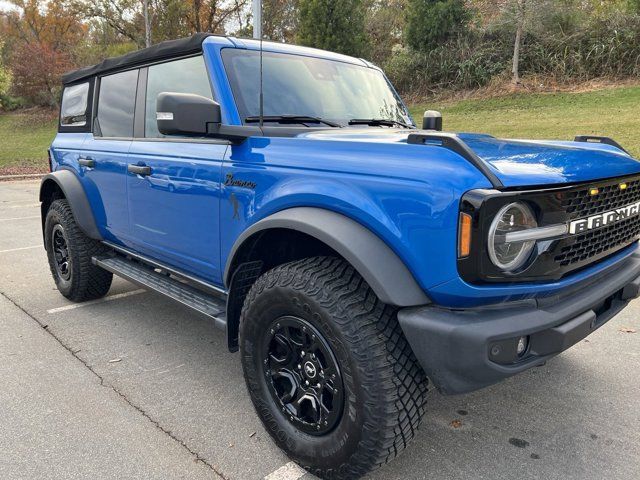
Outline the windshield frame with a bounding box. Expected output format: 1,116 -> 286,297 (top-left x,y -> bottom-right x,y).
220,47 -> 415,128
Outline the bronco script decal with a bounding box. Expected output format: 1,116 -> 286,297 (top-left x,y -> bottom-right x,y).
569,201 -> 640,234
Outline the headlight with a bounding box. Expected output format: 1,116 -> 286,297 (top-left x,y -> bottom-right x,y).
488,202 -> 537,271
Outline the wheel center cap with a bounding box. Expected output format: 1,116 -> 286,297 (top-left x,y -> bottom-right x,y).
304,361 -> 317,379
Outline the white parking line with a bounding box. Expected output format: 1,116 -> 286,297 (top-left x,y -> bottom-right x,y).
264,462 -> 307,480
0,215 -> 40,221
4,203 -> 39,209
47,289 -> 146,314
0,245 -> 41,254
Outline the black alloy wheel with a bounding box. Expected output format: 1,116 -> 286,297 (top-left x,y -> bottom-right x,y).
262,315 -> 344,435
52,224 -> 72,281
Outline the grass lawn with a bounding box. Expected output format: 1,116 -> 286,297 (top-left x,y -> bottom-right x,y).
0,111 -> 57,172
409,85 -> 640,158
0,85 -> 638,174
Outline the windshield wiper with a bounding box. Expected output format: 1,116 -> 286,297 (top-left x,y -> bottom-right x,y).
348,118 -> 414,129
245,115 -> 342,128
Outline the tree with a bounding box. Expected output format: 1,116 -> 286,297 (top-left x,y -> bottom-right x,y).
263,0 -> 299,42
511,0 -> 526,84
2,0 -> 86,50
183,0 -> 248,34
75,0 -> 155,48
365,0 -> 408,65
405,0 -> 470,53
10,41 -> 73,106
296,0 -> 368,57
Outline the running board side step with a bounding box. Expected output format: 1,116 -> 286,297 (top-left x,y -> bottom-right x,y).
92,255 -> 227,330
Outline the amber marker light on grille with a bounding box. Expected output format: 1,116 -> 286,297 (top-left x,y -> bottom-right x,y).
620,183 -> 628,190
589,187 -> 599,196
458,213 -> 472,258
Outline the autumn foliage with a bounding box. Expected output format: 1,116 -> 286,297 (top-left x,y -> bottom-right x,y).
11,42 -> 74,106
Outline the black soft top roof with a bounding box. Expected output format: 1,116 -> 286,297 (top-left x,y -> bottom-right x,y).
62,33 -> 214,85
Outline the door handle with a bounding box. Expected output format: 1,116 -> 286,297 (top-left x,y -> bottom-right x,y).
128,164 -> 152,176
79,157 -> 95,168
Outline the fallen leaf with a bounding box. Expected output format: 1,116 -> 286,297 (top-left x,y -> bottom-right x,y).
450,419 -> 463,429
619,327 -> 636,334
108,358 -> 122,363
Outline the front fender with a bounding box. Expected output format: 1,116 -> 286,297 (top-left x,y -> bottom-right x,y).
224,207 -> 431,307
39,170 -> 102,240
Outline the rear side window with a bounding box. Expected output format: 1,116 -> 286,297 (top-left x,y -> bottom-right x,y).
60,82 -> 90,127
97,69 -> 139,138
145,56 -> 212,138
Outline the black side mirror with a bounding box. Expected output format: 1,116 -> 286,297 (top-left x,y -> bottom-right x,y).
157,92 -> 221,136
422,110 -> 443,131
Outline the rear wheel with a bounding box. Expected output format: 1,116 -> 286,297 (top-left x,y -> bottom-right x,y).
44,199 -> 113,302
240,257 -> 428,479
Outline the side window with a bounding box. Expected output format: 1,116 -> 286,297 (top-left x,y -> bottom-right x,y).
145,56 -> 213,138
97,69 -> 139,138
60,82 -> 90,127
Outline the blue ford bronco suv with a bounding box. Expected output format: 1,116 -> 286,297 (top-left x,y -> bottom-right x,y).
42,33 -> 640,479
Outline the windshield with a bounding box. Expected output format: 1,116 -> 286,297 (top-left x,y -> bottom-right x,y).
221,48 -> 413,127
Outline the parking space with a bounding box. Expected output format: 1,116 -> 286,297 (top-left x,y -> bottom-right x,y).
1,179 -> 639,480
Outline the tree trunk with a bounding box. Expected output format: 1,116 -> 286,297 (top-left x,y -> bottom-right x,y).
143,0 -> 152,48
512,0 -> 525,85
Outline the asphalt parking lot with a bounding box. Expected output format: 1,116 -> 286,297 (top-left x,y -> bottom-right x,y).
1,179 -> 639,480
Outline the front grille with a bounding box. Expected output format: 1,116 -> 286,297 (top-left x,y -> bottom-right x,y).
561,176 -> 640,219
555,214 -> 640,266
555,175 -> 640,267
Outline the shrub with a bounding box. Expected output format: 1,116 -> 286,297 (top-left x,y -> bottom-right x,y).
405,0 -> 471,53
386,11 -> 640,96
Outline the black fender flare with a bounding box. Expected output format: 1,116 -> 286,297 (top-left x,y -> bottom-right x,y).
39,170 -> 102,240
224,207 -> 430,307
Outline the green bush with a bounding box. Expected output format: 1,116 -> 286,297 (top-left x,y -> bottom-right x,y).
386,12 -> 640,95
0,94 -> 27,111
385,33 -> 510,94
405,0 -> 471,53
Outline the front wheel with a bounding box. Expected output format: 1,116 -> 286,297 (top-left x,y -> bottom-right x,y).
44,199 -> 113,302
240,257 -> 428,479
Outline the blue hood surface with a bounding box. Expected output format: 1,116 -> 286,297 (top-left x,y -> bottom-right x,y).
457,133 -> 640,188
302,129 -> 640,188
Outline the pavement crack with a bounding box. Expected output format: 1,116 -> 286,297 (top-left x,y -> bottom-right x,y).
0,290 -> 229,480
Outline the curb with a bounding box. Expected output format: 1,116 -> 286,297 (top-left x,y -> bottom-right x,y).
0,173 -> 46,181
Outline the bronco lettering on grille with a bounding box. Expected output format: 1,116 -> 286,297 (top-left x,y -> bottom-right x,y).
569,201 -> 640,234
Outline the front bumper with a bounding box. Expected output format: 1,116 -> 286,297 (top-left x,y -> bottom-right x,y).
398,252 -> 640,395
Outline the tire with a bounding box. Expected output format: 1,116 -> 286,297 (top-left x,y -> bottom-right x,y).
240,256 -> 428,479
44,199 -> 113,302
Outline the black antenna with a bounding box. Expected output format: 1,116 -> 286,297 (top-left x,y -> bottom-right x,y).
258,0 -> 264,129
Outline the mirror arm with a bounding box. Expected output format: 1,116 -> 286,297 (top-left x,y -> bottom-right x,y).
206,124 -> 262,144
